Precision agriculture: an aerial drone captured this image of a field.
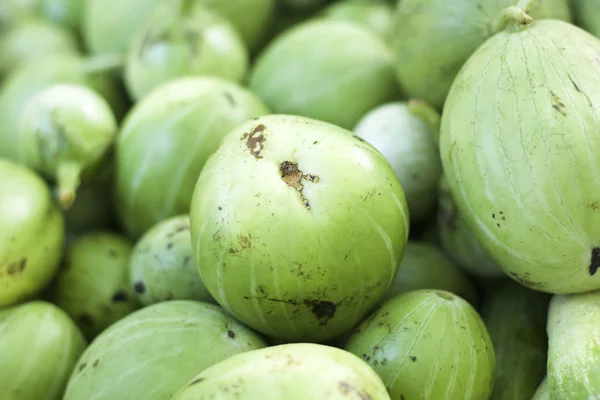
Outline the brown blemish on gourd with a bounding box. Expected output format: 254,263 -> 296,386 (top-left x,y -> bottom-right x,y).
78,363 -> 87,372
279,161 -> 319,210
241,124 -> 267,159
508,271 -> 540,287
111,290 -> 129,302
551,91 -> 567,116
227,330 -> 236,338
589,202 -> 600,211
6,258 -> 27,275
93,359 -> 100,367
309,301 -> 336,325
189,377 -> 205,385
589,247 -> 600,276
338,381 -> 372,400
134,281 -> 146,294
568,75 -> 582,92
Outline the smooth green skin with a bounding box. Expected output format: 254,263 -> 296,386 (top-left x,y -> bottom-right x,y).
381,241 -> 478,306
354,101 -> 442,223
345,289 -> 496,399
63,300 -> 266,400
115,76 -> 269,239
391,0 -> 572,109
172,343 -> 391,400
320,0 -> 394,40
129,215 -> 213,306
47,231 -> 139,340
547,291 -> 600,399
532,378 -> 549,400
437,175 -> 504,278
480,279 -> 550,400
0,19 -> 79,76
0,159 -> 65,306
124,2 -> 248,101
0,301 -> 87,400
440,18 -> 600,294
572,0 -> 600,38
190,114 -> 409,342
249,20 -> 398,130
0,53 -> 128,160
0,0 -> 84,33
18,83 -> 117,208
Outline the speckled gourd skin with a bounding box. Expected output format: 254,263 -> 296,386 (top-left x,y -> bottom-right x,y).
63,300 -> 266,400
189,114 -> 409,342
171,343 -> 391,400
345,289 -> 495,399
0,301 -> 87,400
440,15 -> 600,294
0,159 -> 65,306
547,291 -> 600,399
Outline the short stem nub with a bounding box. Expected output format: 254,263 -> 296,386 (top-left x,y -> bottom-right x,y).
57,161 -> 82,210
494,6 -> 533,33
407,99 -> 441,146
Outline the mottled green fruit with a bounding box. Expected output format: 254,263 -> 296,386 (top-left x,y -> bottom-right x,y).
391,0 -> 572,109
437,175 -> 503,277
0,301 -> 87,400
249,20 -> 398,130
48,232 -> 139,340
190,114 -> 409,342
381,241 -> 478,306
532,378 -> 549,400
125,1 -> 248,101
480,279 -> 550,400
571,0 -> 600,38
171,343 -> 391,400
63,301 -> 266,400
18,83 -> 117,209
0,0 -> 84,33
440,15 -> 600,294
547,291 -> 600,398
345,289 -> 495,399
0,53 -> 128,160
130,215 -> 213,305
321,0 -> 394,40
0,19 -> 79,76
115,76 -> 269,239
0,159 -> 65,306
354,100 -> 442,223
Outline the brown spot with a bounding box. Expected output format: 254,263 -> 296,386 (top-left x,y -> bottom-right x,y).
112,290 -> 129,302
242,124 -> 267,159
590,247 -> 600,276
308,301 -> 336,325
436,292 -> 453,301
190,377 -> 205,385
78,363 -> 87,372
93,359 -> 100,368
338,381 -> 371,400
238,234 -> 252,249
134,281 -> 146,294
227,330 -> 235,339
410,356 -> 417,362
78,313 -> 94,327
279,161 -> 319,210
590,202 -> 600,211
6,258 -> 27,274
569,75 -> 582,92
551,92 -> 567,116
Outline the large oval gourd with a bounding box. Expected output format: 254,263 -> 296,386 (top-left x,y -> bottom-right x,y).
63,300 -> 266,400
391,0 -> 572,109
480,279 -> 550,400
0,301 -> 87,400
0,159 -> 65,306
171,343 -> 390,400
571,0 -> 600,38
190,114 -> 409,342
547,290 -> 600,398
345,289 -> 495,399
115,76 -> 269,239
440,9 -> 600,294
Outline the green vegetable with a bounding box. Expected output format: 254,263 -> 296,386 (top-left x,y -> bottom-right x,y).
547,290 -> 600,398
321,0 -> 394,40
0,19 -> 79,76
17,83 -> 117,208
354,100 -> 442,223
171,343 -> 391,400
0,159 -> 65,306
345,289 -> 495,399
439,9 -> 600,294
63,300 -> 266,400
47,232 -> 139,340
0,0 -> 84,33
190,114 -> 409,342
0,301 -> 87,400
130,215 -> 213,306
0,53 -> 128,160
115,76 -> 269,239
249,19 -> 398,130
437,174 -> 504,278
381,241 -> 478,306
124,0 -> 249,101
532,378 -> 549,400
391,0 -> 572,109
571,0 -> 600,38
480,279 -> 550,400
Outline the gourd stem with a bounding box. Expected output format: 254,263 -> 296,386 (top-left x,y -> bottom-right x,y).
494,5 -> 533,33
407,99 -> 441,147
57,161 -> 82,210
82,53 -> 125,75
